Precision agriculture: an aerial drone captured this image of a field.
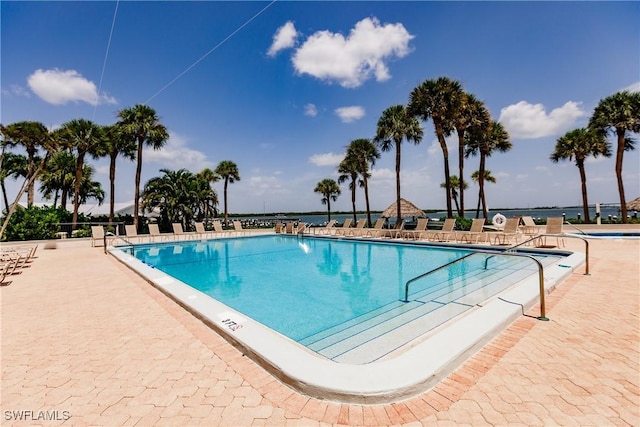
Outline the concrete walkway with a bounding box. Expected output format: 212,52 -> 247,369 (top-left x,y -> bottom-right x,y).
1,236 -> 638,426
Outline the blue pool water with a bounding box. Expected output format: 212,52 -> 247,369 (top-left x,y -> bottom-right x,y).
132,235 -> 560,344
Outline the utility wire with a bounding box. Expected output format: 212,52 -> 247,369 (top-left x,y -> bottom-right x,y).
92,0 -> 120,121
144,0 -> 276,104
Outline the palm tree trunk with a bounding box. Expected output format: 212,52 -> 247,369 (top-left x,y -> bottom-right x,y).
577,160 -> 590,222
363,177 -> 372,227
616,130 -> 628,223
435,124 -> 453,217
351,184 -> 357,223
72,153 -> 85,229
1,180 -> 9,213
327,199 -> 331,222
109,153 -> 117,225
27,151 -> 36,207
479,153 -> 487,219
458,131 -> 465,217
395,139 -> 402,224
223,179 -> 229,225
133,139 -> 144,230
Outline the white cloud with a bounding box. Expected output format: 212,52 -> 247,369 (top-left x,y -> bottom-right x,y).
27,68 -> 117,106
308,152 -> 343,167
622,81 -> 640,92
267,21 -> 298,57
1,84 -> 30,98
498,100 -> 586,139
143,132 -> 213,171
304,103 -> 318,117
291,17 -> 414,88
335,106 -> 365,123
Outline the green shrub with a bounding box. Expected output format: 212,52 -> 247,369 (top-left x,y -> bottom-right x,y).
1,206 -> 68,241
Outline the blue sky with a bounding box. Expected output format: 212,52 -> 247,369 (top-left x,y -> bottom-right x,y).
2,1 -> 639,214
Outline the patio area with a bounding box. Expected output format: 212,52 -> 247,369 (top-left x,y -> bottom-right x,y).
1,234 -> 638,426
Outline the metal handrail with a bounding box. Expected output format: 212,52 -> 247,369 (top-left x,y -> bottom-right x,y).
403,249 -> 549,320
103,232 -> 135,255
498,233 -> 589,275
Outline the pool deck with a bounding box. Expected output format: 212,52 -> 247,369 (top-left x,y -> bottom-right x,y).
1,231 -> 639,426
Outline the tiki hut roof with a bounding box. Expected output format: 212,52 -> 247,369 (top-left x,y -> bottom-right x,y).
381,198 -> 426,218
626,196 -> 640,211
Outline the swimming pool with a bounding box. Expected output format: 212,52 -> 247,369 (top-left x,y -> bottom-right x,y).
110,234 -> 585,402
567,232 -> 640,239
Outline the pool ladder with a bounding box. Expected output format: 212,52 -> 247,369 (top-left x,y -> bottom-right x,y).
103,232 -> 135,255
403,234 -> 589,321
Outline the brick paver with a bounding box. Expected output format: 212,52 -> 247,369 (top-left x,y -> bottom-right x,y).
1,236 -> 638,426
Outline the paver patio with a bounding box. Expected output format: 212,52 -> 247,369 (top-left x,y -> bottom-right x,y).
1,235 -> 638,426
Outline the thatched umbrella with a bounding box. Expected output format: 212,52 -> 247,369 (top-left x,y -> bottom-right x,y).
381,198 -> 426,218
626,196 -> 640,211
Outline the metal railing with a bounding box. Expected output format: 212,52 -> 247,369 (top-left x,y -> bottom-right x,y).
103,233 -> 135,255
500,233 -> 589,275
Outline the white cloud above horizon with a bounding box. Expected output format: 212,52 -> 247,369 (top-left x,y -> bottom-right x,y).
309,152 -> 343,167
498,100 -> 586,139
304,103 -> 318,117
143,132 -> 213,171
335,106 -> 365,123
291,17 -> 414,88
27,68 -> 117,106
622,81 -> 640,92
267,21 -> 298,57
1,84 -> 31,98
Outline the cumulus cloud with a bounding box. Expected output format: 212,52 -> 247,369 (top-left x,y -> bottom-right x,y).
309,152 -> 343,167
622,81 -> 640,92
143,132 -> 213,170
27,68 -> 117,106
498,100 -> 586,139
1,84 -> 30,98
304,103 -> 318,117
291,17 -> 414,88
335,106 -> 365,123
267,21 -> 298,57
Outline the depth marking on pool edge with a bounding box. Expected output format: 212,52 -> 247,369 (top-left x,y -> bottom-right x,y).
218,311 -> 246,332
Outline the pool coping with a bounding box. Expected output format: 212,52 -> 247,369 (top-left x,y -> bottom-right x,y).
108,237 -> 585,404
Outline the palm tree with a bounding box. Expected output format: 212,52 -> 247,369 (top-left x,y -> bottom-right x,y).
452,93 -> 490,216
55,119 -> 106,228
104,125 -> 136,224
346,138 -> 380,227
374,105 -> 423,225
440,175 -> 468,215
471,169 -> 497,218
314,178 -> 341,222
73,164 -> 105,207
465,120 -> 511,219
39,150 -> 76,210
2,121 -> 51,206
408,76 -> 465,217
588,90 -> 640,223
198,168 -> 220,220
551,128 -> 611,222
0,152 -> 28,212
214,160 -> 240,225
116,104 -> 169,230
338,155 -> 362,223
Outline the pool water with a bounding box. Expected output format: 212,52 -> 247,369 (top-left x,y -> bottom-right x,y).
134,235 -> 559,344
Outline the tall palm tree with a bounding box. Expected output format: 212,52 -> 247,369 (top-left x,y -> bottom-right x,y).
551,128 -> 611,222
2,121 -> 51,206
588,90 -> 640,223
73,164 -> 105,207
452,93 -> 490,216
465,120 -> 511,219
471,169 -> 497,218
314,178 -> 341,222
346,138 -> 380,227
214,160 -> 240,224
116,104 -> 169,230
374,105 -> 423,225
104,125 -> 136,224
408,76 -> 465,217
0,152 -> 28,212
39,150 -> 76,210
55,119 -> 106,228
338,155 -> 362,223
440,175 -> 468,215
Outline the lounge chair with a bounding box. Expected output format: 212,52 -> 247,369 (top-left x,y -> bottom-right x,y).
285,222 -> 294,234
212,220 -> 228,237
333,218 -> 353,236
148,223 -> 170,242
194,222 -> 213,239
314,220 -> 336,235
347,219 -> 367,236
381,219 -> 404,239
537,217 -> 565,248
125,224 -> 146,243
425,218 -> 456,242
91,225 -> 105,247
233,220 -> 247,236
362,218 -> 385,238
172,223 -> 190,241
402,218 -> 428,240
274,222 -> 283,233
455,218 -> 488,244
296,222 -> 309,234
519,216 -> 541,238
492,216 -> 522,246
